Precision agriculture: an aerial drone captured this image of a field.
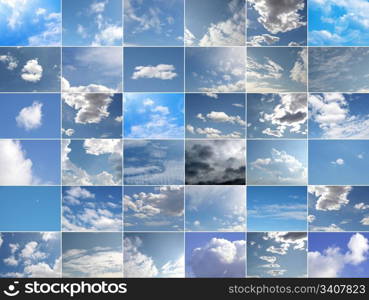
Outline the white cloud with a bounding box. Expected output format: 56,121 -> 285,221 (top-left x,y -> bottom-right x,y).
247,34 -> 280,46
123,237 -> 159,278
248,0 -> 306,34
310,223 -> 344,232
247,56 -> 284,80
62,77 -> 116,93
63,247 -> 122,278
206,111 -> 246,126
264,232 -> 306,255
250,148 -> 307,185
63,128 -> 75,137
21,59 -> 43,82
124,186 -> 184,220
4,256 -> 18,266
131,64 -> 177,80
309,233 -> 369,277
0,0 -> 28,30
331,158 -> 344,165
309,93 -> 369,138
63,93 -> 114,124
77,24 -> 88,38
16,101 -> 43,131
191,126 -> 242,138
184,28 -> 196,46
289,48 -> 307,84
90,1 -> 107,13
308,186 -> 352,211
260,94 -> 307,137
260,256 -> 277,264
28,12 -> 61,46
23,258 -> 61,277
360,217 -> 369,225
92,25 -> 122,46
0,140 -> 34,185
190,238 -> 245,277
0,234 -> 3,248
0,54 -> 18,70
355,203 -> 369,210
160,255 -> 184,278
83,139 -> 121,156
308,215 -> 316,223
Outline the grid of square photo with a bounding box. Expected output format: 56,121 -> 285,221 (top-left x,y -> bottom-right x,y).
0,0 -> 369,279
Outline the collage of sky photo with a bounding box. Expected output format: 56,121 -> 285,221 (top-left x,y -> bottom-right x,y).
2,0 -> 369,280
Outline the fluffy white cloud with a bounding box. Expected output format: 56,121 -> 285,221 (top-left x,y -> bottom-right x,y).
92,25 -> 122,46
0,0 -> 28,29
260,94 -> 307,137
309,233 -> 369,277
0,140 -> 34,185
62,77 -> 116,93
247,34 -> 280,46
308,186 -> 352,211
63,247 -> 122,278
124,186 -> 184,220
123,237 -> 158,278
131,64 -> 177,80
4,256 -> 18,266
310,223 -> 344,232
184,28 -> 196,46
331,158 -> 344,165
289,48 -> 307,84
0,54 -> 18,70
308,215 -> 316,223
83,139 -> 121,156
199,0 -> 245,46
62,92 -> 114,124
16,101 -> 43,130
28,12 -> 61,46
21,59 -> 43,82
90,1 -> 107,13
23,257 -> 61,277
264,232 -> 306,255
250,148 -> 307,185
355,203 -> 369,210
309,93 -> 369,138
206,111 -> 246,126
248,0 -> 306,34
160,255 -> 184,278
62,128 -> 75,137
189,126 -> 242,138
190,238 -> 245,277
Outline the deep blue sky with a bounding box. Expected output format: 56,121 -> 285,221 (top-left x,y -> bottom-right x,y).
0,187 -> 60,231
0,94 -> 60,138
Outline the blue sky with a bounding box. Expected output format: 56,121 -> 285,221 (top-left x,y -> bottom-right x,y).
124,140 -> 184,185
125,0 -> 183,46
185,0 -> 245,46
0,140 -> 60,186
309,186 -> 369,232
186,47 -> 245,93
185,186 -> 245,232
124,93 -> 184,138
62,232 -> 122,277
248,232 -> 307,278
308,0 -> 369,46
124,232 -> 184,278
309,47 -> 369,92
186,140 -> 246,185
248,186 -> 307,232
63,93 -> 122,138
247,47 -> 307,93
0,232 -> 61,278
124,186 -> 184,231
0,47 -> 60,92
186,93 -> 246,139
0,94 -> 60,138
63,0 -> 122,46
247,140 -> 307,185
124,47 -> 183,92
0,187 -> 60,231
309,140 -> 369,185
247,0 -> 306,46
0,0 -> 61,46
309,232 -> 369,278
247,93 -> 307,138
309,93 -> 369,139
62,47 -> 122,92
185,232 -> 246,277
63,186 -> 122,231
62,139 -> 122,186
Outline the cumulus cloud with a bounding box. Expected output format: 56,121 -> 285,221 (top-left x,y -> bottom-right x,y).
131,64 -> 177,80
309,93 -> 369,138
248,0 -> 306,34
63,246 -> 122,278
62,93 -> 114,124
16,101 -> 43,130
247,34 -> 280,46
310,223 -> 344,232
0,0 -> 28,30
62,77 -> 116,93
21,59 -> 43,82
198,0 -> 245,46
205,111 -> 246,126
355,203 -> 369,210
0,140 -> 34,185
185,140 -> 246,185
188,126 -> 242,139
289,48 -> 307,84
83,139 -> 121,156
28,12 -> 61,46
0,54 -> 18,70
184,28 -> 196,46
331,158 -> 344,165
92,25 -> 122,46
62,128 -> 75,137
264,232 -> 307,255
309,233 -> 369,277
250,147 -> 307,185
190,238 -> 245,277
124,186 -> 184,221
260,94 -> 307,137
308,186 -> 352,211
308,215 -> 316,223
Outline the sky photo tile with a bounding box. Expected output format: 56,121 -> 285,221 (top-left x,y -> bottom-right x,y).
124,185 -> 184,231
186,93 -> 246,139
0,47 -> 60,92
124,0 -> 184,46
